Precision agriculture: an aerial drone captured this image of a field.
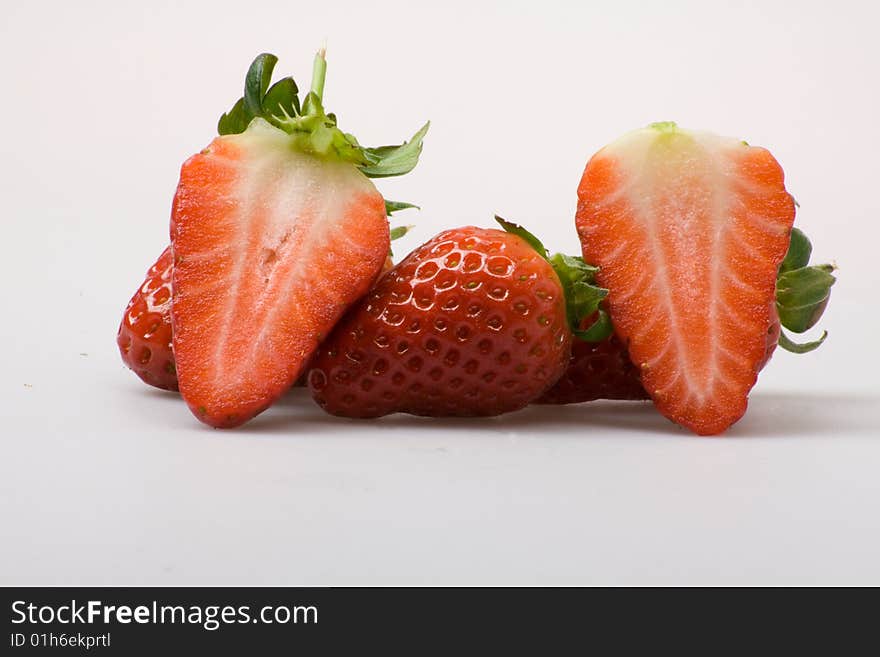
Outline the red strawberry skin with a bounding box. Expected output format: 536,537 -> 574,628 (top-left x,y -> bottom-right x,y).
576,125 -> 795,435
117,246 -> 178,391
308,227 -> 572,418
171,121 -> 389,428
535,332 -> 648,404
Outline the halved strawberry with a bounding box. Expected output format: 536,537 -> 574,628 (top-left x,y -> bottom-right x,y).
118,210 -> 411,394
576,122 -> 833,435
539,226 -> 833,409
171,52 -> 427,427
117,246 -> 177,391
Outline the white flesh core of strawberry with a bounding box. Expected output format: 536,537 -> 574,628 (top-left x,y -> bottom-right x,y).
176,118 -> 383,396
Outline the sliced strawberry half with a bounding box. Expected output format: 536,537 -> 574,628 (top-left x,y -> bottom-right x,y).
171,52 -> 428,427
576,122 -> 797,435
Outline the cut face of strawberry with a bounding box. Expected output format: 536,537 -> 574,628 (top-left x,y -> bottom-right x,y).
170,52 -> 427,428
172,122 -> 389,426
536,226 -> 833,410
576,123 -> 797,435
119,222 -> 407,395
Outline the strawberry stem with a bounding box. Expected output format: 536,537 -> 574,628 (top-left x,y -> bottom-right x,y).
310,48 -> 327,105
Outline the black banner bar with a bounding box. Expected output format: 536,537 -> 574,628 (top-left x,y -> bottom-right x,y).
1,586 -> 870,653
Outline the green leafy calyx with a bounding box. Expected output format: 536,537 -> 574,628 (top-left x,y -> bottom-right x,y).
494,216 -> 612,341
549,253 -> 612,341
778,226 -> 812,274
218,52 -> 429,178
778,330 -> 828,354
776,227 -> 836,354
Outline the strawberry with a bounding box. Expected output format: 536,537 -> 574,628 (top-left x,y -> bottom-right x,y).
307,218 -> 607,418
117,211 -> 411,393
537,277 -> 807,407
117,246 -> 177,391
575,122 -> 834,435
533,253 -> 648,405
535,324 -> 648,405
170,52 -> 428,427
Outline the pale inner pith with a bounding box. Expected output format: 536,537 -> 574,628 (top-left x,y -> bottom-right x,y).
601,130 -> 779,406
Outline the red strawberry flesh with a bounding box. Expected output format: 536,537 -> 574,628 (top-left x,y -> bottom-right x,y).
576,124 -> 795,435
171,120 -> 389,428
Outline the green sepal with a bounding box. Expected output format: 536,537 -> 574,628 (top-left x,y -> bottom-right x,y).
779,227 -> 812,274
569,282 -> 609,326
218,98 -> 249,135
549,253 -> 609,339
776,264 -> 836,333
389,225 -> 413,241
299,90 -> 323,119
778,329 -> 828,354
359,122 -> 430,178
385,200 -> 420,215
574,309 -> 614,342
777,264 -> 836,310
263,77 -> 300,118
773,225 -> 835,354
494,216 -> 612,341
219,54 -> 300,136
549,253 -> 599,282
244,53 -> 278,119
494,215 -> 548,258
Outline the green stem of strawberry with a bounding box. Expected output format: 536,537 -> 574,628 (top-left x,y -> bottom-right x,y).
309,49 -> 327,105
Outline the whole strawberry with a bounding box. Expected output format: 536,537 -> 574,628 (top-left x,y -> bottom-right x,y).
308,219 -> 597,417
536,329 -> 648,405
117,246 -> 178,391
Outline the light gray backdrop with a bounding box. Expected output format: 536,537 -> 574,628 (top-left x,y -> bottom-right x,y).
1,0 -> 878,585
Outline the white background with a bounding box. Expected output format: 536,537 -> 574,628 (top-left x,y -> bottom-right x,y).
1,0 -> 878,585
